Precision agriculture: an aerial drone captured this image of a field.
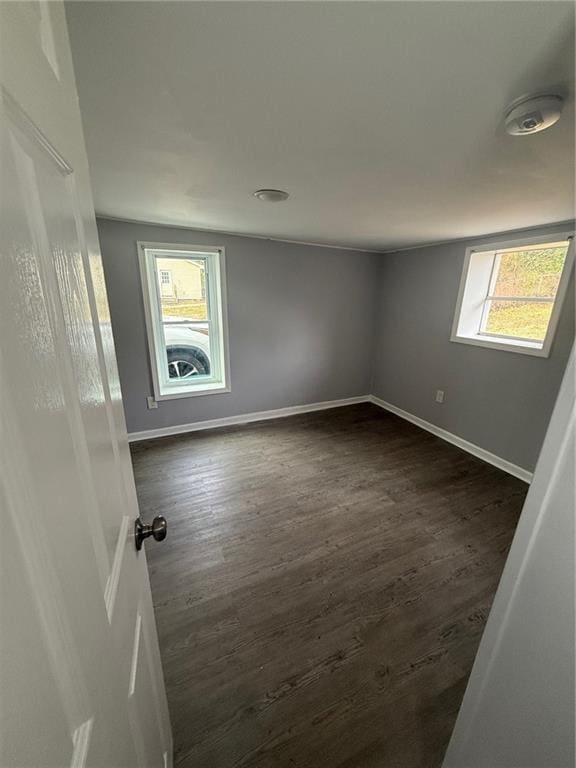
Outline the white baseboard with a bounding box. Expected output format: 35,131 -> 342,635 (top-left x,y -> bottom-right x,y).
127,393 -> 533,483
368,395 -> 533,484
127,396 -> 369,443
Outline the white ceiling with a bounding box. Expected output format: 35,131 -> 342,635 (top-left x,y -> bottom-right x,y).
67,1 -> 575,252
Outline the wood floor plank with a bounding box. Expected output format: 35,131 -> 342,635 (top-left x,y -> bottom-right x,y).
131,403 -> 526,768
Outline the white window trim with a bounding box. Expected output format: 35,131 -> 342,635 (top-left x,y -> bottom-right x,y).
450,232 -> 574,358
138,241 -> 230,400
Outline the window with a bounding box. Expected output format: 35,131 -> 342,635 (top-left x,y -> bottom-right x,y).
451,235 -> 574,357
158,269 -> 173,299
138,242 -> 229,399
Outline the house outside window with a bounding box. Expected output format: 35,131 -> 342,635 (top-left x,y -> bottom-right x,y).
451,234 -> 574,357
159,269 -> 173,297
138,242 -> 230,399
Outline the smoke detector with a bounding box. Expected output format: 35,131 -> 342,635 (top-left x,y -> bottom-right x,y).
504,94 -> 564,136
254,189 -> 289,202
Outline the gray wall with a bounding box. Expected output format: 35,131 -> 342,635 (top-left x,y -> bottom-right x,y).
371,222 -> 574,471
96,218 -> 379,434
98,217 -> 573,470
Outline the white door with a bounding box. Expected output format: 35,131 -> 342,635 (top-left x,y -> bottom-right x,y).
0,2 -> 172,766
443,346 -> 575,766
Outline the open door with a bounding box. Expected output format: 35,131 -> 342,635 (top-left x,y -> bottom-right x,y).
443,344 -> 575,767
0,2 -> 172,765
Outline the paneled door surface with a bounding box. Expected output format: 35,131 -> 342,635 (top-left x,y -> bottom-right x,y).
0,2 -> 172,766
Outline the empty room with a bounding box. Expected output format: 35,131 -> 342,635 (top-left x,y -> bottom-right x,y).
1,2 -> 574,768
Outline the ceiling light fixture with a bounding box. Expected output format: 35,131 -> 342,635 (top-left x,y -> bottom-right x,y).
254,189 -> 290,202
504,94 -> 564,136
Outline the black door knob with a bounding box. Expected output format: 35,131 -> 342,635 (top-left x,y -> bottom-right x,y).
134,516 -> 167,551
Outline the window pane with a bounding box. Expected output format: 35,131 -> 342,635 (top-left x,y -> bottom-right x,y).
483,300 -> 553,341
154,256 -> 211,381
163,321 -> 212,380
155,257 -> 208,321
491,245 -> 568,298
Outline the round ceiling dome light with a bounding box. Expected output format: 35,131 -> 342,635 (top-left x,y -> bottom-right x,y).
254,189 -> 290,202
504,94 -> 564,136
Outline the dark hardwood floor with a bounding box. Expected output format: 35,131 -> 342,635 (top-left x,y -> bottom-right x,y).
131,403 -> 526,768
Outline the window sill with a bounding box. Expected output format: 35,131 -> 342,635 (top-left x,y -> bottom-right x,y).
450,333 -> 549,357
155,383 -> 231,401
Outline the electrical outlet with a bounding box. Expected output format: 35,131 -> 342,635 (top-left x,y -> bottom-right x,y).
147,396 -> 158,410
435,389 -> 445,404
